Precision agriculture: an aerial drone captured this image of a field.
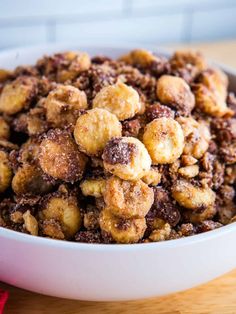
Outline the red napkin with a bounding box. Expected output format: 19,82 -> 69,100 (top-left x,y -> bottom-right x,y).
0,289 -> 8,314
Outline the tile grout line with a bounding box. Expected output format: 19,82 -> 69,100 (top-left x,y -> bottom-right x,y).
122,0 -> 133,16
181,9 -> 194,43
46,20 -> 56,43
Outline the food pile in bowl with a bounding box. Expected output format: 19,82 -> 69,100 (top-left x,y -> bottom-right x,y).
0,48 -> 236,244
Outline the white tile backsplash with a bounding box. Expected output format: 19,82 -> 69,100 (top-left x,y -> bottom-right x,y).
131,0 -> 236,11
0,0 -> 236,50
55,14 -> 185,45
0,0 -> 123,20
0,25 -> 47,49
191,7 -> 236,41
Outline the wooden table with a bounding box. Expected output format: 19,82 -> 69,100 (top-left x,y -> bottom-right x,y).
168,40 -> 236,69
1,40 -> 236,314
1,269 -> 236,314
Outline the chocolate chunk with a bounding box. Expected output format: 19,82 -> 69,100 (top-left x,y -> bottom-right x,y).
227,93 -> 236,117
211,118 -> 236,143
200,153 -> 225,189
91,56 -> 112,64
219,144 -> 236,165
146,103 -> 175,122
149,57 -> 170,77
103,138 -> 136,165
196,220 -> 222,233
75,230 -> 102,243
208,140 -> 218,154
122,118 -> 141,137
147,187 -> 181,226
9,150 -> 20,171
217,185 -> 235,206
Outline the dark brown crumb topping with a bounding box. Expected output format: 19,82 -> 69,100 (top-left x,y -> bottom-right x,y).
122,118 -> 141,137
148,187 -> 181,227
146,103 -> 175,122
75,230 -> 103,243
0,48 -> 236,244
102,137 -> 137,165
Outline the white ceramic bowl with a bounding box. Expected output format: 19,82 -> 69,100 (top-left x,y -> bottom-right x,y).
1,44 -> 236,301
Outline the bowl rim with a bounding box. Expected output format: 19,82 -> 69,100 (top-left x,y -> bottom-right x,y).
1,43 -> 236,251
1,222 -> 236,251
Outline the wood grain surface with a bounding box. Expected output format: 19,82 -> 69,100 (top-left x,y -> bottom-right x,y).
1,40 -> 236,314
1,269 -> 236,314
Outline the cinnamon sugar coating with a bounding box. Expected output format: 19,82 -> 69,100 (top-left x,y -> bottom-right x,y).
0,48 -> 236,243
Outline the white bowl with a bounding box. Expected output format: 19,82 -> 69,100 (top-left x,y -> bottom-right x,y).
1,44 -> 236,301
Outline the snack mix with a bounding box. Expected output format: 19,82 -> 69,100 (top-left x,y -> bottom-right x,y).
1,48 -> 236,244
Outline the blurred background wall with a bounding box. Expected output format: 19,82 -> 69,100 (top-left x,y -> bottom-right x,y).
1,0 -> 236,50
